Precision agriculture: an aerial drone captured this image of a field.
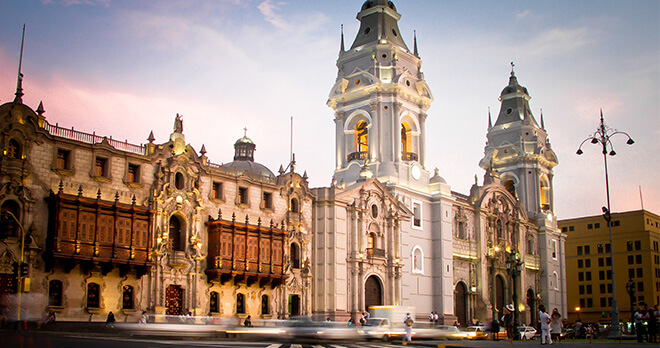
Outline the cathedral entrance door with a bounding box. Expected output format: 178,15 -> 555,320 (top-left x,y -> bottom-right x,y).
455,282 -> 467,327
166,285 -> 183,316
289,294 -> 300,317
364,275 -> 383,310
495,275 -> 505,318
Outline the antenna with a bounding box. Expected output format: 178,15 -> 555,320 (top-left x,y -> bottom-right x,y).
639,185 -> 644,210
14,24 -> 26,103
290,116 -> 293,165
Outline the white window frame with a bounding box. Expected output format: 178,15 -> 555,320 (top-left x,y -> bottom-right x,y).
411,200 -> 422,230
412,245 -> 424,274
553,271 -> 559,290
551,239 -> 558,260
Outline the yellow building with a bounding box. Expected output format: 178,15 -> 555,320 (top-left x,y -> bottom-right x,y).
559,210 -> 660,324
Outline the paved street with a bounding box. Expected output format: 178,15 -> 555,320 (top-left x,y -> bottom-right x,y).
2,330 -> 658,348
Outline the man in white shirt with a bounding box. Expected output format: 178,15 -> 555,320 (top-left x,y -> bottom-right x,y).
539,305 -> 553,345
403,313 -> 414,342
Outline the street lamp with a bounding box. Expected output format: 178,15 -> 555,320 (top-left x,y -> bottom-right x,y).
488,244 -> 501,333
575,307 -> 581,321
506,250 -> 524,339
576,109 -> 634,338
625,278 -> 636,334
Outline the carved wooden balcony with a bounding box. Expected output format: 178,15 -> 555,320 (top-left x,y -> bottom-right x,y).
401,152 -> 418,161
347,151 -> 369,162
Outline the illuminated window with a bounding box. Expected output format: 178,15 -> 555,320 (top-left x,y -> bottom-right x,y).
367,233 -> 376,249
122,285 -> 134,309
539,178 -> 550,210
210,292 -> 219,313
355,120 -> 369,153
504,180 -> 516,198
236,293 -> 245,314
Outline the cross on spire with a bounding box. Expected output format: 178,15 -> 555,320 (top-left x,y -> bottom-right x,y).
244,127 -> 248,137
510,61 -> 516,75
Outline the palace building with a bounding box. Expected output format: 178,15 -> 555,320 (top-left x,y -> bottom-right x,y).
0,0 -> 566,325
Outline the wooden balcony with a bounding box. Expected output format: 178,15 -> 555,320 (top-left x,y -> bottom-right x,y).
366,248 -> 386,258
401,152 -> 418,161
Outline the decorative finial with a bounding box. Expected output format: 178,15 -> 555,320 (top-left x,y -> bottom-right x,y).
36,101 -> 45,116
413,30 -> 419,57
540,108 -> 545,129
243,127 -> 248,137
147,131 -> 155,143
340,24 -> 345,53
14,24 -> 26,104
510,61 -> 515,76
488,107 -> 492,130
200,144 -> 207,156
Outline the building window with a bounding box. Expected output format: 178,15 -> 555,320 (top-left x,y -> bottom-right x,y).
636,268 -> 643,278
551,239 -> 557,260
48,280 -> 63,307
355,120 -> 369,154
239,187 -> 248,205
637,282 -> 644,292
94,157 -> 108,177
606,257 -> 611,266
578,260 -> 584,268
127,164 -> 140,183
261,295 -> 270,315
634,240 -> 641,250
236,293 -> 245,314
578,272 -> 584,281
7,139 -> 22,159
605,244 -> 611,253
636,255 -> 642,264
606,270 -> 611,280
569,226 -> 575,232
175,172 -> 185,190
600,298 -> 606,307
412,201 -> 422,228
607,283 -> 612,293
262,192 -> 273,209
594,223 -> 600,228
579,285 -> 585,295
290,243 -> 301,269
627,241 -> 633,251
587,223 -> 593,229
585,259 -> 591,268
169,215 -> 184,251
600,284 -> 606,293
212,182 -> 222,199
0,200 -> 20,238
87,282 -> 100,308
367,233 -> 375,249
290,197 -> 299,213
412,246 -> 423,274
587,298 -> 593,308
56,149 -> 70,170
599,270 -> 605,280
598,258 -> 604,267
122,285 -> 134,309
629,268 -> 635,278
577,246 -> 583,255
586,272 -> 592,281
584,245 -> 590,255
598,244 -> 604,254
579,298 -> 585,308
210,291 -> 219,313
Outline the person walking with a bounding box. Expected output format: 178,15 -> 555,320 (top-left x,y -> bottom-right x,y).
648,304 -> 658,343
502,304 -> 514,344
634,306 -> 649,342
403,312 -> 414,342
539,305 -> 553,345
106,311 -> 116,328
550,308 -> 562,342
139,311 -> 148,324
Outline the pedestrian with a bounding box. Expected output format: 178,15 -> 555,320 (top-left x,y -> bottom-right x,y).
244,315 -> 252,327
403,312 -> 414,342
44,310 -> 56,325
502,304 -> 514,344
634,305 -> 649,342
648,304 -> 658,343
433,311 -> 439,325
359,313 -> 365,326
550,308 -> 562,342
574,319 -> 582,338
139,311 -> 148,324
106,311 -> 115,328
539,305 -> 552,345
429,312 -> 434,323
364,311 -> 370,320
348,318 -> 354,327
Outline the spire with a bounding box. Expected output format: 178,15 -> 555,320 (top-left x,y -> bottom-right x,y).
540,108 -> 545,129
488,107 -> 492,130
14,24 -> 26,104
509,61 -> 518,86
147,131 -> 155,143
413,30 -> 419,57
36,101 -> 45,116
200,144 -> 207,156
340,24 -> 345,53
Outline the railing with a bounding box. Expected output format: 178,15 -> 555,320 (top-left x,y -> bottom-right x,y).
44,121 -> 145,155
401,152 -> 418,161
347,151 -> 369,162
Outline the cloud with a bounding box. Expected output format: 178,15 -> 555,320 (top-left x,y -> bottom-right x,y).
516,10 -> 531,20
526,27 -> 595,57
42,0 -> 111,7
258,0 -> 287,29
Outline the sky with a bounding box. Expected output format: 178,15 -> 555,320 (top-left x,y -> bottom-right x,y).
0,0 -> 658,220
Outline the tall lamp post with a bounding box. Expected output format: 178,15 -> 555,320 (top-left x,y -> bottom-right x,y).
625,278 -> 636,334
576,109 -> 634,338
489,244 -> 501,332
575,307 -> 581,321
4,211 -> 26,323
506,250 -> 524,339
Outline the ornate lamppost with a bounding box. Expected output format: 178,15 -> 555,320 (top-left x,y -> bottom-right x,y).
625,278 -> 636,334
577,109 -> 634,338
488,244 -> 501,333
506,250 -> 524,339
575,307 -> 581,321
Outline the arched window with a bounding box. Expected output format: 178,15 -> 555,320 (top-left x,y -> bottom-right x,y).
87,282 -> 100,308
290,198 -> 299,213
553,271 -> 559,290
48,280 -> 63,307
401,122 -> 411,153
169,215 -> 184,251
236,293 -> 245,314
504,180 -> 516,198
290,243 -> 301,269
210,291 -> 219,313
540,178 -> 550,210
355,120 -> 369,153
7,139 -> 21,159
261,295 -> 270,315
122,285 -> 134,309
1,200 -> 20,238
367,233 -> 376,249
412,246 -> 423,274
175,172 -> 185,190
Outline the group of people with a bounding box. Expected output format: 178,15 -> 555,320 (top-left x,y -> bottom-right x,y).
634,304 -> 659,343
428,311 -> 439,324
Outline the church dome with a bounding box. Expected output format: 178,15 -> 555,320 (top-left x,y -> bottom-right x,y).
500,71 -> 529,97
361,0 -> 397,11
221,133 -> 275,178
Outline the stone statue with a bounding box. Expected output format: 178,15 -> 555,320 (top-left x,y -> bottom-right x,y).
174,113 -> 183,133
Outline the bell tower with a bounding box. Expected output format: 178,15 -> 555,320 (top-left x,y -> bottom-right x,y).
479,65 -> 559,219
328,0 -> 433,190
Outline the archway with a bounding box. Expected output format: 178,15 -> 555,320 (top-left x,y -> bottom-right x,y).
169,215 -> 184,251
289,294 -> 300,317
365,275 -> 383,310
527,289 -> 537,327
455,282 -> 468,327
496,275 -> 506,319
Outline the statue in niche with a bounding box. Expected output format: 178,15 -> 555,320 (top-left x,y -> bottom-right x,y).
174,113 -> 183,133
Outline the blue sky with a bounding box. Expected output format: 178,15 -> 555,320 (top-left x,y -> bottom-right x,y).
1,0 -> 658,219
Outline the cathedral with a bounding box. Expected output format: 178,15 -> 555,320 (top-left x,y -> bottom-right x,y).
0,0 -> 566,327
